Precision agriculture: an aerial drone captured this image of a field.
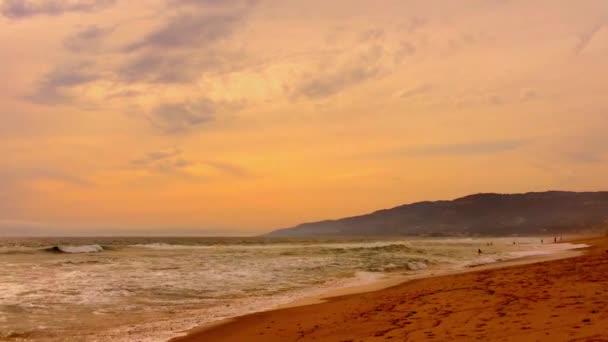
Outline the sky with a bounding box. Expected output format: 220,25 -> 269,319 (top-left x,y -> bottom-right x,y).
1,0 -> 608,236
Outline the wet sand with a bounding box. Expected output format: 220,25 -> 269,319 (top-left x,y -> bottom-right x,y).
172,236 -> 608,342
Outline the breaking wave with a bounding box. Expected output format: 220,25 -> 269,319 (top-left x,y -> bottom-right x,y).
131,243 -> 211,250
343,243 -> 411,253
47,245 -> 104,254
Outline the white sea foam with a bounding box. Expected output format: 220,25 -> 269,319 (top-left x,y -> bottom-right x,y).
52,244 -> 104,253
131,243 -> 203,250
406,261 -> 428,270
508,243 -> 589,258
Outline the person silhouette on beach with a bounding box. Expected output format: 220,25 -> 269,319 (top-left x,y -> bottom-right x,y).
478,248 -> 482,255
554,237 -> 557,243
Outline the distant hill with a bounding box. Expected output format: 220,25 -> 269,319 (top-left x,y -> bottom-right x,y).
266,191 -> 608,237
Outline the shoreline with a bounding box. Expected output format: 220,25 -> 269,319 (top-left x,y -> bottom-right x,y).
171,237 -> 599,341
276,243 -> 588,310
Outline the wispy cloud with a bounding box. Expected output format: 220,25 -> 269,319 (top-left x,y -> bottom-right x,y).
0,166 -> 94,186
118,1 -> 255,84
131,149 -> 182,166
1,0 -> 115,18
119,50 -> 245,84
148,100 -> 216,134
124,11 -> 243,52
396,83 -> 432,98
26,61 -> 101,104
573,23 -> 605,55
403,140 -> 526,157
364,140 -> 528,160
63,25 -> 112,53
130,149 -> 251,179
293,45 -> 385,99
130,148 -> 195,176
23,0 -> 258,114
394,41 -> 417,62
202,161 -> 251,178
295,65 -> 380,99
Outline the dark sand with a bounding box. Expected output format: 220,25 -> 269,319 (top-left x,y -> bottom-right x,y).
173,236 -> 608,341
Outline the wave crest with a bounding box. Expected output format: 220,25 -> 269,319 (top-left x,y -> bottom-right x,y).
48,245 -> 104,254
131,243 -> 206,250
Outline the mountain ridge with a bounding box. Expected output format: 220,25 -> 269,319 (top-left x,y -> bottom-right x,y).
266,191 -> 608,237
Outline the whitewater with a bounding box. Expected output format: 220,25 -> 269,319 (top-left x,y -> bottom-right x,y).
0,236 -> 587,341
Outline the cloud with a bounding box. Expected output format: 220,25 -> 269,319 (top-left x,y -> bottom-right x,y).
573,23 -> 605,55
292,23 -> 426,100
402,140 -> 527,157
355,140 -> 528,161
120,54 -> 186,83
0,166 -> 93,187
26,61 -> 100,104
294,45 -> 385,99
397,83 -> 432,98
124,11 -> 244,52
1,0 -> 115,18
394,41 -> 417,62
63,25 -> 112,53
131,149 -> 182,166
202,161 -> 250,178
130,148 -> 194,175
114,1 -> 256,84
22,0 -> 257,109
120,50 -> 243,83
149,100 -> 217,134
106,89 -> 142,99
170,0 -> 256,8
131,149 -> 251,178
296,66 -> 380,99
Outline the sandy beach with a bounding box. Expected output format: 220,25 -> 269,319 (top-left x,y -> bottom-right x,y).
173,236 -> 608,342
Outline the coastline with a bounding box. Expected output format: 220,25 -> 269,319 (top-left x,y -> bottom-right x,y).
171,236 -> 604,341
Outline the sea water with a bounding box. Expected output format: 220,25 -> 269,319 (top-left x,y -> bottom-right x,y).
0,236 -> 586,341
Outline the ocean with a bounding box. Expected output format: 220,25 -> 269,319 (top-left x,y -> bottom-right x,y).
0,236 -> 585,341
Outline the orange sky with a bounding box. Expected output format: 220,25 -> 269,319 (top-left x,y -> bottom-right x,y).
1,0 -> 608,235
